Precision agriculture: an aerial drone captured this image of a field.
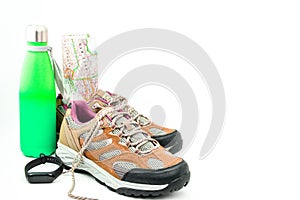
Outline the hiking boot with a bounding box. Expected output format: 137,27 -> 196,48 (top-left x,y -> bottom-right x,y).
56,100 -> 190,197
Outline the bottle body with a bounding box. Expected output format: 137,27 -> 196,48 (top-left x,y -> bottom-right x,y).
20,42 -> 56,157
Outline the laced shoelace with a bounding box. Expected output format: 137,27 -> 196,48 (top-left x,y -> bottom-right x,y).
107,110 -> 158,154
65,107 -> 113,200
66,103 -> 159,200
109,96 -> 159,152
127,106 -> 151,126
107,93 -> 152,126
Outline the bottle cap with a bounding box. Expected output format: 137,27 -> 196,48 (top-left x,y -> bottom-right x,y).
26,25 -> 48,42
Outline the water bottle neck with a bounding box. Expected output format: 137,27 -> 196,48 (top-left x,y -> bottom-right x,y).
27,41 -> 48,46
26,42 -> 51,53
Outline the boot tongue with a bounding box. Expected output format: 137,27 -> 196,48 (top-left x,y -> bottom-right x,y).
91,90 -> 113,107
102,91 -> 114,104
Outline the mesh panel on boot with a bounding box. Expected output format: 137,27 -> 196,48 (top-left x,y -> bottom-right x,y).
99,150 -> 121,161
113,162 -> 137,179
149,127 -> 166,136
85,139 -> 112,151
147,158 -> 164,169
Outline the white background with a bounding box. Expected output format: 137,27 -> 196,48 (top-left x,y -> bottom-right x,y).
0,0 -> 300,199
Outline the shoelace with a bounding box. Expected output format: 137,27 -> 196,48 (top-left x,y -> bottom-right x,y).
106,93 -> 152,126
107,96 -> 157,153
66,107 -> 113,200
107,110 -> 159,154
66,105 -> 159,200
127,106 -> 151,126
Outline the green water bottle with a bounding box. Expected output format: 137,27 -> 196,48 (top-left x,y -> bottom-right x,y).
19,25 -> 56,157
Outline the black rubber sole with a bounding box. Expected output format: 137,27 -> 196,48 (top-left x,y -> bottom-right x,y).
152,130 -> 183,154
61,160 -> 190,197
116,172 -> 190,197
